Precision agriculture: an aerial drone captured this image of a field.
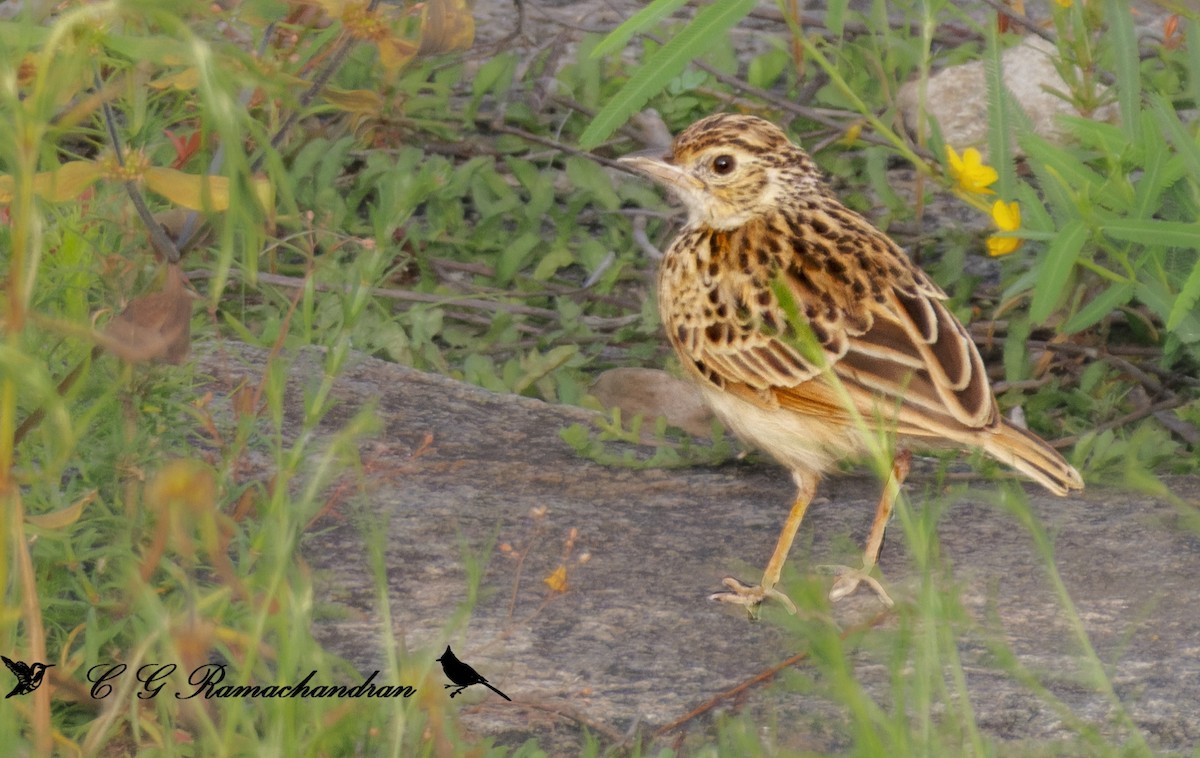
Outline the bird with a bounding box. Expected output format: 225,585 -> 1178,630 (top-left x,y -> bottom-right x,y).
2,656 -> 53,698
619,113 -> 1083,613
436,645 -> 511,701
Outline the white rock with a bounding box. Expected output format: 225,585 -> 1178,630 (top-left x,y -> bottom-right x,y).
898,35 -> 1117,157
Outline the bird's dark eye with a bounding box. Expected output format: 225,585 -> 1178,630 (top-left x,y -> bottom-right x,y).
712,154 -> 736,175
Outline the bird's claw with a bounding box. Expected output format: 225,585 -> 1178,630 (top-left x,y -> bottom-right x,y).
818,563 -> 894,607
709,576 -> 798,617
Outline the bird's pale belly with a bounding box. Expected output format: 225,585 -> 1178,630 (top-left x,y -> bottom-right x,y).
699,383 -> 869,476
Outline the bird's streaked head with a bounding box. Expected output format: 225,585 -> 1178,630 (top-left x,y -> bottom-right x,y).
619,114 -> 826,230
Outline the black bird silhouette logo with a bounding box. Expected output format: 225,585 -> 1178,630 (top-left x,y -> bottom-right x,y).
2,656 -> 53,698
436,645 -> 511,701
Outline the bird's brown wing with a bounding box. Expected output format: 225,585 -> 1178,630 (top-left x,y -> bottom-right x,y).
684,221 -> 998,438
810,282 -> 998,435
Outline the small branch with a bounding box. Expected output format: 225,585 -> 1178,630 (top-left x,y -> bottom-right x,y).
748,6 -> 981,46
196,269 -> 642,330
648,608 -> 892,742
1155,410 -> 1200,446
95,71 -> 182,263
517,700 -> 626,743
973,0 -> 1057,44
477,119 -> 630,171
1051,397 -> 1188,448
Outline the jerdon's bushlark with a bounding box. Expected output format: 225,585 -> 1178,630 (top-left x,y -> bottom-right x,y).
620,114 -> 1083,613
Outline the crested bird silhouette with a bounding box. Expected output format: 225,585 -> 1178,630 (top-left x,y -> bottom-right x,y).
436,645 -> 511,701
2,656 -> 53,698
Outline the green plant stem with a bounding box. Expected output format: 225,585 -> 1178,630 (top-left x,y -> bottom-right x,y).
790,26 -> 930,176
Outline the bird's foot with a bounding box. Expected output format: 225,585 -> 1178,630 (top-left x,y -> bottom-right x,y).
710,576 -> 798,617
818,563 -> 894,607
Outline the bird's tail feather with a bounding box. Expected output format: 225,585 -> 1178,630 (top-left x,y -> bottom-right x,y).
483,681 -> 512,701
984,420 -> 1083,496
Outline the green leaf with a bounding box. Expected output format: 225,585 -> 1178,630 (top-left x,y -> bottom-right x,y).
1187,17 -> 1200,106
565,156 -> 620,210
1167,255 -> 1200,333
589,0 -> 689,60
494,231 -> 541,284
1133,111 -> 1183,220
825,0 -> 847,37
513,345 -> 578,394
506,157 -> 555,216
985,20 -> 1016,198
1152,93 -> 1200,182
1056,115 -> 1132,161
1137,280 -> 1200,343
747,47 -> 789,90
1103,0 -> 1142,142
1029,219 -> 1086,324
1016,136 -> 1074,219
1015,181 -> 1054,234
579,0 -> 757,149
1002,315 -> 1031,382
471,53 -> 515,100
1062,281 -> 1134,334
1101,219 -> 1200,248
533,245 -> 576,280
1020,134 -> 1127,213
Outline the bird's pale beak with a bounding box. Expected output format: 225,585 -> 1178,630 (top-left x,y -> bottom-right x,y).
618,153 -> 704,192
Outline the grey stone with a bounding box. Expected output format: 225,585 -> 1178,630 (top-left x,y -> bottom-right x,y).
196,342 -> 1200,753
899,35 -> 1118,158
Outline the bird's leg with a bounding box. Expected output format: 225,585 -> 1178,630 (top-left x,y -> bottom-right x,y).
823,450 -> 912,607
711,473 -> 817,616
445,684 -> 468,698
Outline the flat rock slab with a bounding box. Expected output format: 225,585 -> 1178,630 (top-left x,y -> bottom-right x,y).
197,342 -> 1200,753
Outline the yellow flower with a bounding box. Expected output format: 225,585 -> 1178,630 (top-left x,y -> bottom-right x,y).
987,200 -> 1022,256
839,121 -> 864,147
1054,0 -> 1072,7
946,145 -> 998,195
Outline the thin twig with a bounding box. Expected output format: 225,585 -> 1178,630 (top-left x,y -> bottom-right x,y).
516,700 -> 627,743
259,0 -> 383,164
95,71 -> 182,263
1051,396 -> 1188,448
748,6 -> 982,46
1155,410 -> 1200,446
648,608 -> 892,742
196,269 -> 642,330
477,119 -> 630,171
973,0 -> 1057,44
177,22 -> 279,254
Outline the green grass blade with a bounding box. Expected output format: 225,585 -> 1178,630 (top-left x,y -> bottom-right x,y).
589,0 -> 689,60
578,0 -> 757,149
1029,219 -> 1086,324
